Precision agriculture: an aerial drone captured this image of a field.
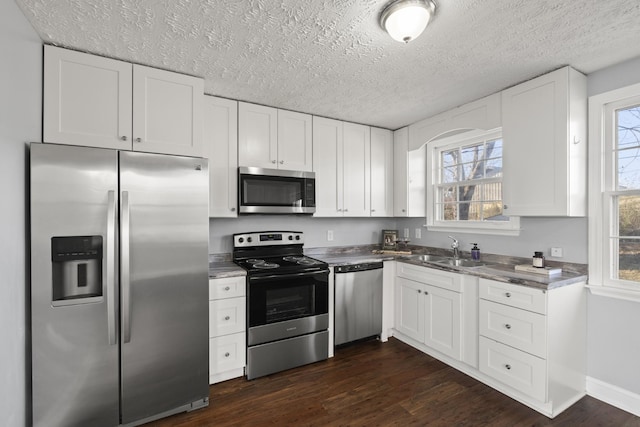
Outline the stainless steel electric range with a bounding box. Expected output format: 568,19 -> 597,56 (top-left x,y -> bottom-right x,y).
233,231 -> 329,380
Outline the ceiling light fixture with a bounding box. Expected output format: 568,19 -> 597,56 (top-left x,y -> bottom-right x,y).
380,0 -> 436,43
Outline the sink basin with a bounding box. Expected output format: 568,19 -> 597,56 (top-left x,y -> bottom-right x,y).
435,258 -> 487,267
414,254 -> 448,262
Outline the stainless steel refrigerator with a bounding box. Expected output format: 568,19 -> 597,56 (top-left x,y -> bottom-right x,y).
30,143 -> 210,426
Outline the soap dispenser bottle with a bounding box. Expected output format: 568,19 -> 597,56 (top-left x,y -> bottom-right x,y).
471,243 -> 480,261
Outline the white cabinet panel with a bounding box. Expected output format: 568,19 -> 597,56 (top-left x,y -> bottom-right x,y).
479,278 -> 547,315
479,337 -> 547,402
394,277 -> 424,342
370,127 -> 393,217
44,45 -> 132,150
208,276 -> 245,300
209,333 -> 246,376
502,66 -> 586,217
393,127 -> 425,217
132,65 -> 203,157
209,298 -> 246,337
278,110 -> 312,171
312,116 -> 343,217
342,122 -> 371,217
424,284 -> 461,360
203,96 -> 238,217
238,102 -> 278,169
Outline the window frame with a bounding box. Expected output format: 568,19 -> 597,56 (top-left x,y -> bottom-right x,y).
425,128 -> 520,236
588,83 -> 640,302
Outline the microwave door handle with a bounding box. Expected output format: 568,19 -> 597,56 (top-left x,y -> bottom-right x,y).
106,190 -> 117,346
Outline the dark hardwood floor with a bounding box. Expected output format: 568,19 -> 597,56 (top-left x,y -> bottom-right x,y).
148,338 -> 640,426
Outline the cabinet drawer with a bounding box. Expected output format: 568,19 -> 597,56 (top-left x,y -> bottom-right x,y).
397,262 -> 462,292
479,337 -> 547,402
209,297 -> 246,337
479,300 -> 547,358
209,333 -> 246,374
479,278 -> 546,314
209,276 -> 246,300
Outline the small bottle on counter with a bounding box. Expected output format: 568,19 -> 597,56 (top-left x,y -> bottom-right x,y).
471,243 -> 480,261
532,251 -> 545,268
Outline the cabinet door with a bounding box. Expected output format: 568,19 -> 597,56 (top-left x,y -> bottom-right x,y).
203,96 -> 238,217
132,65 -> 204,157
370,127 -> 393,217
238,102 -> 277,168
424,284 -> 462,360
395,277 -> 425,342
44,45 -> 132,150
394,127 -> 426,217
343,123 -> 371,217
312,117 -> 343,217
502,67 -> 586,216
277,110 -> 312,171
209,298 -> 246,337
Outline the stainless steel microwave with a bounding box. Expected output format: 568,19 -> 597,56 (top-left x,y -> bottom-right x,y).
238,167 -> 316,214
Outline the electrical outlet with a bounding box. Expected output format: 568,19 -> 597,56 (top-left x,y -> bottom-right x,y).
415,228 -> 421,239
404,228 -> 409,238
327,230 -> 334,241
551,247 -> 563,257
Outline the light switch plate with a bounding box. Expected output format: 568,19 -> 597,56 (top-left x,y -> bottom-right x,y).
551,247 -> 563,257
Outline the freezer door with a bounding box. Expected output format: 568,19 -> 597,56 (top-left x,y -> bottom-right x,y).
31,143 -> 120,427
119,151 -> 209,424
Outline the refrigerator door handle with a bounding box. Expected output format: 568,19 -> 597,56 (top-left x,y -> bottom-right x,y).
122,190 -> 132,343
107,190 -> 117,345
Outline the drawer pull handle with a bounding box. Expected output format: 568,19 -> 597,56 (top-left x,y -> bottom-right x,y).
224,352 -> 230,358
224,286 -> 230,291
505,324 -> 511,329
505,292 -> 511,298
505,364 -> 511,370
224,316 -> 230,321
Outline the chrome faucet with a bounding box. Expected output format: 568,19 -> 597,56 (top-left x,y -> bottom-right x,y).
449,235 -> 460,259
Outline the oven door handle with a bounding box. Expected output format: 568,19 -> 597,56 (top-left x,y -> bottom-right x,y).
249,269 -> 329,282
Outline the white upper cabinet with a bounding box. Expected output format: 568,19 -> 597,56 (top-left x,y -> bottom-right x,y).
203,95 -> 238,218
370,127 -> 393,217
393,127 -> 426,217
277,110 -> 313,171
238,102 -> 312,171
238,102 -> 278,169
132,65 -> 203,157
502,66 -> 587,217
44,45 -> 132,150
44,46 -> 204,157
313,117 -> 344,217
408,93 -> 501,151
342,122 -> 371,217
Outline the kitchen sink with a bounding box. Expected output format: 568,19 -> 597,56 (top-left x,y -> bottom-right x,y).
413,254 -> 448,262
434,258 -> 487,267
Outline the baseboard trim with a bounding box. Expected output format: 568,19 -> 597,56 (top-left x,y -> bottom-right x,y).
587,376 -> 640,417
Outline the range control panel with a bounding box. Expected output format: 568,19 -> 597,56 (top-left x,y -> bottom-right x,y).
233,231 -> 304,248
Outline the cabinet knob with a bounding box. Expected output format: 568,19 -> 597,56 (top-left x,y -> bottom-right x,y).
272,160 -> 276,164
505,324 -> 512,330
505,292 -> 511,298
224,316 -> 230,321
224,352 -> 230,358
337,209 -> 342,212
344,209 -> 348,212
135,137 -> 142,143
417,289 -> 422,293
371,209 -> 375,212
503,205 -> 508,210
224,286 -> 230,291
279,160 -> 284,164
121,136 -> 128,141
402,209 -> 406,212
230,207 -> 236,212
505,364 -> 511,370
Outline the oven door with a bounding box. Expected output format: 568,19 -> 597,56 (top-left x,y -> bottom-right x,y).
238,167 -> 315,214
247,269 -> 329,346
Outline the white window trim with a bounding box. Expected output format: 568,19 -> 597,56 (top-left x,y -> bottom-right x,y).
588,82 -> 640,303
425,129 -> 520,236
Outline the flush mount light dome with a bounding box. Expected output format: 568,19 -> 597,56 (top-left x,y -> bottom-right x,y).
380,0 -> 436,43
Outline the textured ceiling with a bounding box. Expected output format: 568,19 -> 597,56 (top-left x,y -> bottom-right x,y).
14,0 -> 640,130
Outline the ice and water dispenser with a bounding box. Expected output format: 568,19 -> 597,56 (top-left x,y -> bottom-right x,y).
51,236 -> 103,304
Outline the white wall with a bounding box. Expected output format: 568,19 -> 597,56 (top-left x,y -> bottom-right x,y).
209,216 -> 396,254
586,56 -> 640,398
0,1 -> 42,426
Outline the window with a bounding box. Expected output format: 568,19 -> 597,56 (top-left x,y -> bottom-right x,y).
589,83 -> 640,300
426,129 -> 520,235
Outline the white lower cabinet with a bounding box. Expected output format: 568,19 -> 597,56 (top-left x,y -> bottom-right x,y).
208,276 -> 246,384
394,263 -> 586,418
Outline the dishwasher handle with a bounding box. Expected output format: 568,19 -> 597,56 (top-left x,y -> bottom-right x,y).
335,262 -> 383,274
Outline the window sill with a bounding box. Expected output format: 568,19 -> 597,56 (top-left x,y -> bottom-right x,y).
587,284 -> 640,304
425,223 -> 521,236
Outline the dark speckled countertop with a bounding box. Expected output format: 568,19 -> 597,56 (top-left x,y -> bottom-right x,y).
208,245 -> 587,290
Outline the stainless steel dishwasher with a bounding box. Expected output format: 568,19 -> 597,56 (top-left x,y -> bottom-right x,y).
334,262 -> 383,346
